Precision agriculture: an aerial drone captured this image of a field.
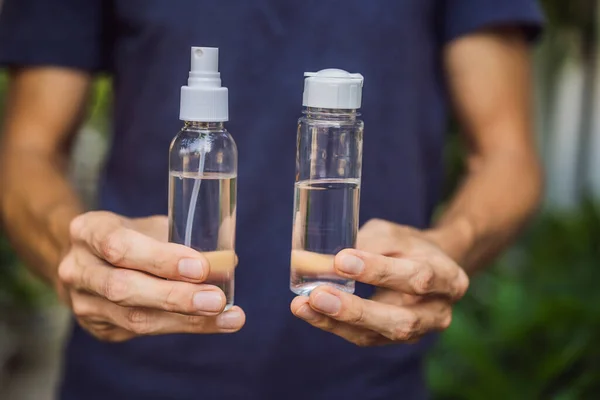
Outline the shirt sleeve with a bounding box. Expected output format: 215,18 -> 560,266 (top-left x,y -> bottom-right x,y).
0,0 -> 110,72
440,0 -> 545,44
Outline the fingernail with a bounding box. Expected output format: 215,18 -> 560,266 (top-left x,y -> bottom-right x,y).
338,254 -> 364,275
296,304 -> 319,321
216,310 -> 243,329
193,292 -> 223,312
178,258 -> 205,280
312,292 -> 341,315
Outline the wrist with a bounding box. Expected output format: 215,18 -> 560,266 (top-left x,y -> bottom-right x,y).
48,204 -> 81,272
424,216 -> 476,267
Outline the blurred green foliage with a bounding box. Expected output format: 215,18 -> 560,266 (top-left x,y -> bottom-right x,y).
428,201 -> 600,399
541,0 -> 597,32
88,77 -> 113,133
0,233 -> 48,309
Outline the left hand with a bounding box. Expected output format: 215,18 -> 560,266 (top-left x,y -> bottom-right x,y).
290,219 -> 469,346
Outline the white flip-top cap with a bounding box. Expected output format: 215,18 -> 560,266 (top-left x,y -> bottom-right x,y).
180,47 -> 228,122
303,68 -> 364,109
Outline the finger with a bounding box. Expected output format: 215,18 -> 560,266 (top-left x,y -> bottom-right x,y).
74,292 -> 245,335
71,212 -> 238,282
357,219 -> 406,255
333,249 -> 468,299
127,215 -> 169,242
78,319 -> 135,342
156,306 -> 246,334
291,296 -> 387,347
70,291 -> 138,342
290,250 -> 334,275
68,261 -> 227,315
307,286 -> 451,341
71,212 -> 208,281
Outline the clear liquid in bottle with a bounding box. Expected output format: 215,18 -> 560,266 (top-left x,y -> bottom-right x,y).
169,171 -> 237,309
290,178 -> 360,295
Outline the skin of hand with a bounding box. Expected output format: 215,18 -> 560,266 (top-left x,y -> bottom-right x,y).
57,211 -> 245,342
291,27 -> 543,345
290,219 -> 469,346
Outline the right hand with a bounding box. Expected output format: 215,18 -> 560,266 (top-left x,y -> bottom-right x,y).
57,211 -> 245,342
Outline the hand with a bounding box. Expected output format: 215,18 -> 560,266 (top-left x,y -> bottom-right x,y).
57,211 -> 245,342
290,219 -> 469,346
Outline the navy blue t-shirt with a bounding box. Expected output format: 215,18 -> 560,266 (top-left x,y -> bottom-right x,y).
0,1 -> 542,399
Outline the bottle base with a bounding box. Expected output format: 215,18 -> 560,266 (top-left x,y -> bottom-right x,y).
290,280 -> 355,296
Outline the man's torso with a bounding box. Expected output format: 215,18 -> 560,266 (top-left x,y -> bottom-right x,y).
64,1 -> 446,398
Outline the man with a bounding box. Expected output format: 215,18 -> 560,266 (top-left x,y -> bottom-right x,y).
0,0 -> 543,399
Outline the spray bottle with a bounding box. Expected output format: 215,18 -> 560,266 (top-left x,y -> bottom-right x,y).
290,69 -> 365,295
169,47 -> 237,309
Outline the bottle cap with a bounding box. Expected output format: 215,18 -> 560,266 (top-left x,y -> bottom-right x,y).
302,69 -> 364,109
180,47 -> 229,122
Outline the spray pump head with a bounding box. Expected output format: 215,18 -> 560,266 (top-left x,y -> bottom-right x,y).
179,47 -> 229,122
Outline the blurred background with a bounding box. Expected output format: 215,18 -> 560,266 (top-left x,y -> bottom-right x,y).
1,0 -> 600,399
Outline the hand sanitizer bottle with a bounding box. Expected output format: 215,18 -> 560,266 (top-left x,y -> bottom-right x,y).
169,47 -> 237,309
290,69 -> 365,296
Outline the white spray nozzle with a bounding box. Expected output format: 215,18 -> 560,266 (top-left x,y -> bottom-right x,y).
180,46 -> 229,122
191,47 -> 218,72
188,47 -> 221,87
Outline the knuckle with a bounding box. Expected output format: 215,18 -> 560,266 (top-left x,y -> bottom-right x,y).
391,313 -> 420,341
440,311 -> 453,330
57,255 -> 75,284
126,308 -> 153,335
101,334 -> 129,343
346,312 -> 363,325
71,299 -> 94,318
162,284 -> 182,313
411,264 -> 435,295
363,218 -> 391,234
363,218 -> 381,228
346,304 -> 366,325
78,319 -> 112,342
185,314 -> 205,325
69,215 -> 87,239
91,210 -> 121,223
429,253 -> 447,269
315,317 -> 337,332
91,331 -> 113,342
103,269 -> 131,303
375,219 -> 393,233
149,253 -> 170,275
455,271 -> 470,298
148,215 -> 168,229
185,315 -> 210,331
100,229 -> 128,265
405,312 -> 422,332
374,262 -> 393,285
390,326 -> 413,342
354,333 -> 377,347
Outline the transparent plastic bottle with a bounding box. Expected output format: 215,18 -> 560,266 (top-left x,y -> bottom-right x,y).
169,47 -> 237,309
290,69 -> 365,296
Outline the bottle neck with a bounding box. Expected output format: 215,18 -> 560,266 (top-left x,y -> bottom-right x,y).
302,107 -> 359,121
183,121 -> 225,131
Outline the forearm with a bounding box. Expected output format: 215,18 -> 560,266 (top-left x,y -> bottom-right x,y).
426,149 -> 542,274
0,67 -> 92,287
427,28 -> 543,274
0,149 -> 82,285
